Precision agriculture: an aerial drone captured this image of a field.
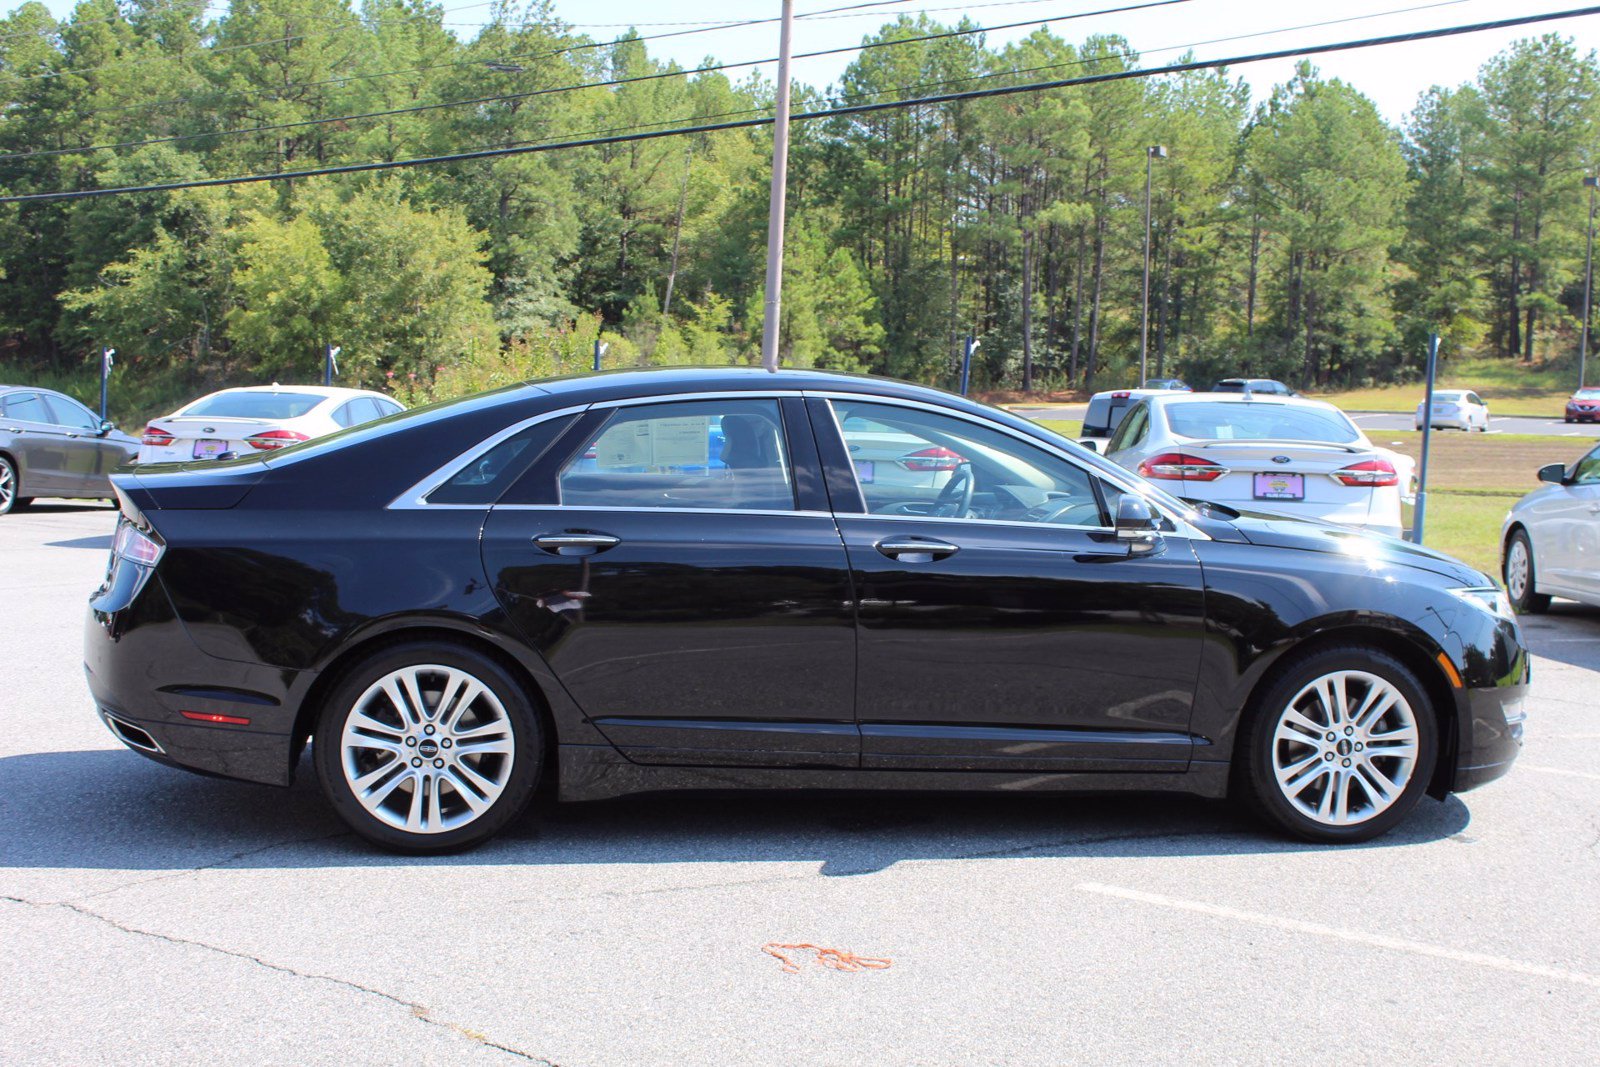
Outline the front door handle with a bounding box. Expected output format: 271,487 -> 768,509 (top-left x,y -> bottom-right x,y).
875,536 -> 959,563
534,532 -> 621,556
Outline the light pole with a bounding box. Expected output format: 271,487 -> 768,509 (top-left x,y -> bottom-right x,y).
593,339 -> 609,373
1581,175 -> 1598,390
323,344 -> 341,386
1140,145 -> 1167,388
99,347 -> 115,422
760,0 -> 795,373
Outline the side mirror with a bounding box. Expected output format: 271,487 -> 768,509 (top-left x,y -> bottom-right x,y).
1538,462 -> 1567,484
1077,438 -> 1101,454
1114,495 -> 1162,554
98,420 -> 114,437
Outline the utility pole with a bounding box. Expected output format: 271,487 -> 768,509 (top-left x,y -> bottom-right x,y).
99,347 -> 115,422
323,344 -> 341,386
1413,333 -> 1440,545
593,339 -> 608,373
1581,175 -> 1598,390
1139,145 -> 1167,388
760,0 -> 795,373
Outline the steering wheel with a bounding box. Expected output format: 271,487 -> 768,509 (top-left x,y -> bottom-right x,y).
933,462 -> 974,517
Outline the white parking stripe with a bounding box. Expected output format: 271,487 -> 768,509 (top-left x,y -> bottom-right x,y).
1076,882 -> 1600,989
1522,765 -> 1600,782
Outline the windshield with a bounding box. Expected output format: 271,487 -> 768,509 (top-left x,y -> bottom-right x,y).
1082,395 -> 1135,436
182,391 -> 326,420
1164,402 -> 1361,444
1575,389 -> 1600,399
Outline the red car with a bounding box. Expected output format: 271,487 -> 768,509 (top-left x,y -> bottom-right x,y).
1566,387 -> 1600,423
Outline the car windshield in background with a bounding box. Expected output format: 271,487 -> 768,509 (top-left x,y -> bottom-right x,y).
183,392 -> 325,419
1576,388 -> 1600,399
1164,402 -> 1360,444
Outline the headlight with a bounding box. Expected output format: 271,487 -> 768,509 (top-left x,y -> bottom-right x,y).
1450,586 -> 1514,621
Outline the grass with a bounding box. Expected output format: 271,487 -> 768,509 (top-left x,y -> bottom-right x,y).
1030,418 -> 1589,577
1309,355 -> 1581,417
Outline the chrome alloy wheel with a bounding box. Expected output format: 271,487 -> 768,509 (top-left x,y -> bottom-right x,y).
1506,538 -> 1531,603
339,664 -> 516,834
1270,670 -> 1419,826
0,459 -> 14,511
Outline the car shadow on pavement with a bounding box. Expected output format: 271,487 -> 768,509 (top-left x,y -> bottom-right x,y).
0,748 -> 1472,875
43,534 -> 113,550
1519,602 -> 1600,671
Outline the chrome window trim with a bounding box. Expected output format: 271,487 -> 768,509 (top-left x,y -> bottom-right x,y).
490,504 -> 836,519
808,390 -> 1211,541
388,403 -> 590,511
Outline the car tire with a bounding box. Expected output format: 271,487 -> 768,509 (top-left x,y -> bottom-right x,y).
313,641 -> 544,853
1503,528 -> 1550,615
0,455 -> 22,515
1234,645 -> 1438,844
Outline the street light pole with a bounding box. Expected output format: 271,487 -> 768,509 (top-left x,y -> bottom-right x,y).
760,0 -> 795,373
1139,145 -> 1167,388
1581,175 -> 1598,390
99,347 -> 115,421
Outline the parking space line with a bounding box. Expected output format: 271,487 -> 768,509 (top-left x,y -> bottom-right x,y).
1522,765 -> 1600,782
1076,882 -> 1600,989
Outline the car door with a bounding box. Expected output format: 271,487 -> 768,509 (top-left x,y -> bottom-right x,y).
812,396 -> 1208,773
0,391 -> 70,494
480,395 -> 860,768
41,392 -> 115,493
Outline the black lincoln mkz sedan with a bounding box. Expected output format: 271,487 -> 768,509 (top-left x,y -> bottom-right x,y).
86,368 -> 1527,851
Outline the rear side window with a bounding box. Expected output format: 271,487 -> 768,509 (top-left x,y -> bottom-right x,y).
2,392 -> 51,423
559,399 -> 795,512
1165,402 -> 1360,444
427,415 -> 577,505
184,391 -> 325,420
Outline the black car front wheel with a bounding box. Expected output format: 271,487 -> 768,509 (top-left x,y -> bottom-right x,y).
1235,646 -> 1437,843
314,642 -> 543,853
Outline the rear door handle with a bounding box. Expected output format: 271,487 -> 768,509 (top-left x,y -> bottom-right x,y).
875,537 -> 958,563
534,532 -> 621,556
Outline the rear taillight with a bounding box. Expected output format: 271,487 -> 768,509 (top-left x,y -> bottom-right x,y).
897,446 -> 965,472
1137,452 -> 1229,482
140,426 -> 173,447
1331,459 -> 1398,487
112,520 -> 164,566
244,429 -> 310,451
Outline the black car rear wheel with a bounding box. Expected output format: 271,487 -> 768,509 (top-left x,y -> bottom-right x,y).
1234,646 -> 1437,844
314,642 -> 543,853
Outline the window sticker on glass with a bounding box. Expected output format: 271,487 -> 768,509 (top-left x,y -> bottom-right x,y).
592,416 -> 711,470
854,459 -> 876,484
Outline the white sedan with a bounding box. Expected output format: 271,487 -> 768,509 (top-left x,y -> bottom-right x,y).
1415,389 -> 1490,431
1103,392 -> 1415,538
138,386 -> 404,464
1501,442 -> 1600,612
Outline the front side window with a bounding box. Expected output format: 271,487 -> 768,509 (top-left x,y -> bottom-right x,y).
1571,445 -> 1600,487
44,394 -> 100,429
559,399 -> 794,512
831,400 -> 1108,528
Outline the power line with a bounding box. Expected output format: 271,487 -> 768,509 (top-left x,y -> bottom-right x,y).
6,4 -> 1599,205
1,0 -> 1185,162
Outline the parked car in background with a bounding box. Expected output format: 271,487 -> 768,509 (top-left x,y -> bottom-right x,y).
1103,392 -> 1415,538
1211,378 -> 1298,397
1501,442 -> 1600,613
1077,388 -> 1166,450
1142,378 -> 1191,391
1564,387 -> 1600,424
1416,389 -> 1490,432
137,386 -> 405,464
1,385 -> 139,516
88,367 -> 1525,852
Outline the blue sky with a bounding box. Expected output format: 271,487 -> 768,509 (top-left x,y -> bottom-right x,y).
30,0 -> 1600,123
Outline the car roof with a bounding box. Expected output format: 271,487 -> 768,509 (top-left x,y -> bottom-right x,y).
192,385 -> 387,399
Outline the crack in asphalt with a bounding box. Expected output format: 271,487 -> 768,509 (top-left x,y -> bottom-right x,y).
66,829 -> 356,906
0,894 -> 557,1065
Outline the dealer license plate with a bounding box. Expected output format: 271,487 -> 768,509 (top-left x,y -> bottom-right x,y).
1253,472 -> 1304,501
192,438 -> 229,460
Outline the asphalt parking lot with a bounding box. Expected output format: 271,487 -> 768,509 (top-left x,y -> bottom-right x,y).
3,503 -> 1598,1065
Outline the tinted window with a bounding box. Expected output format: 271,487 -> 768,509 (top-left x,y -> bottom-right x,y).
1164,402 -> 1360,444
428,415 -> 577,505
2,392 -> 51,423
559,399 -> 794,512
43,394 -> 100,429
1572,445 -> 1600,486
184,391 -> 325,420
1106,404 -> 1148,454
1082,395 -> 1135,436
1212,380 -> 1245,392
831,399 -> 1107,527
